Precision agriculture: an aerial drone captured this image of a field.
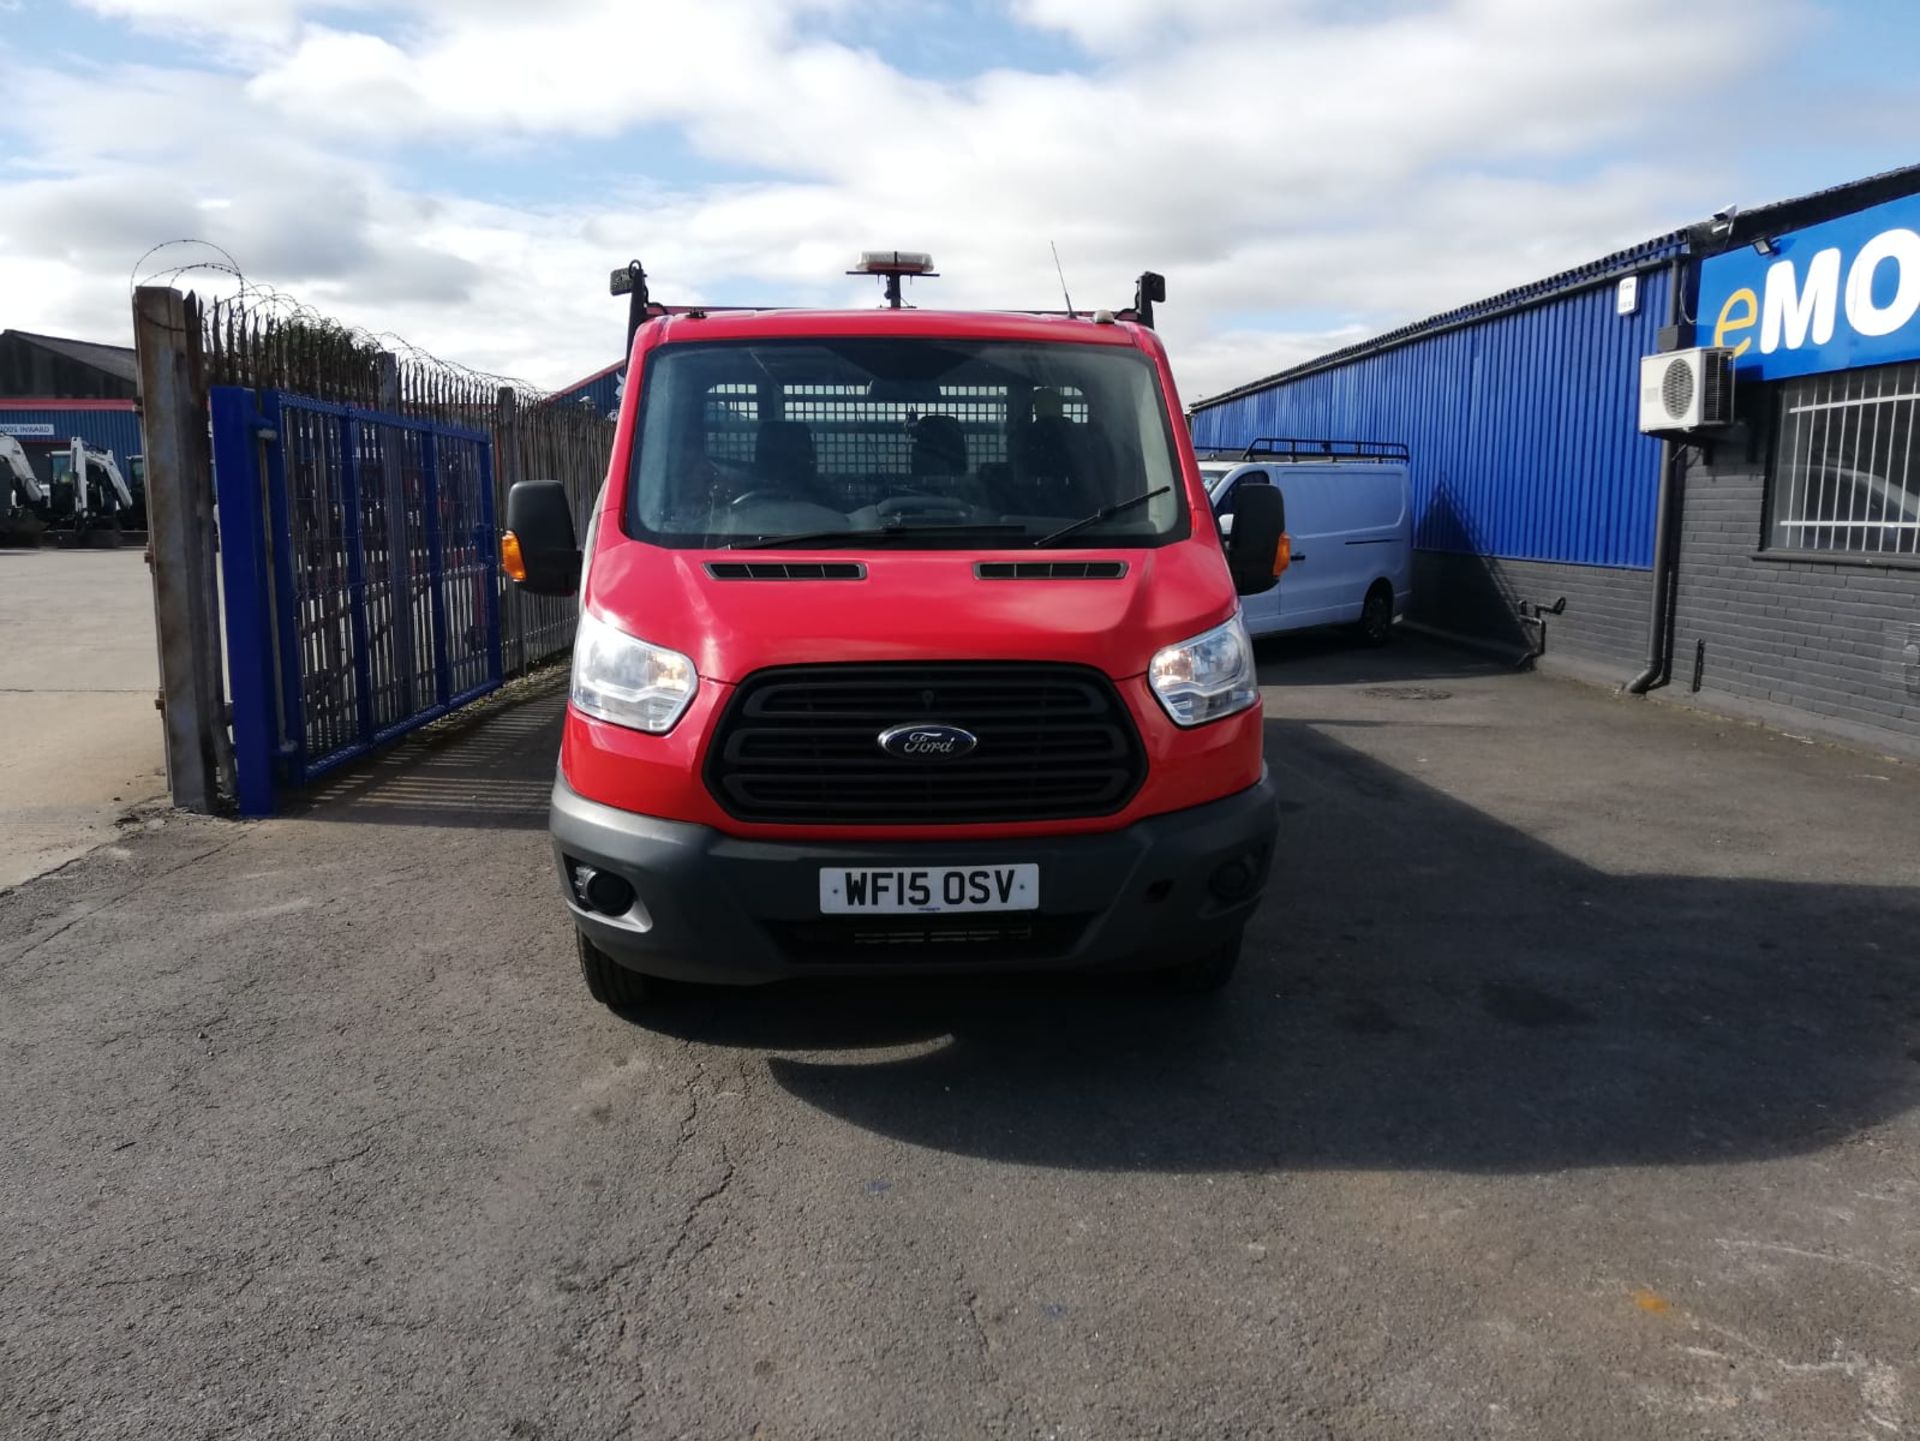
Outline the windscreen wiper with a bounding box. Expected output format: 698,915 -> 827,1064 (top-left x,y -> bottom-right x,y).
727,522 -> 1030,550
1031,486 -> 1172,548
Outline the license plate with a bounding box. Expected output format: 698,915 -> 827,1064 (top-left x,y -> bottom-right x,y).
819,864 -> 1040,914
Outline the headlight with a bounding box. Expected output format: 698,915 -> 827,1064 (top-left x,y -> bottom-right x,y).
570,609 -> 698,733
1148,613 -> 1258,727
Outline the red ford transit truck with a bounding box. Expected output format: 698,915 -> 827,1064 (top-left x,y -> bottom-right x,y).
503,257 -> 1286,1009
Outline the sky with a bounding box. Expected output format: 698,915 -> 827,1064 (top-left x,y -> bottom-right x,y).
1,0 -> 1917,403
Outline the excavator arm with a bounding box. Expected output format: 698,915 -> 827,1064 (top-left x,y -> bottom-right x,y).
93,449 -> 134,510
1,434 -> 48,506
69,438 -> 134,516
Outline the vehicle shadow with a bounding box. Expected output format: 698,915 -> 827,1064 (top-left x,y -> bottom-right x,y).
285,675 -> 564,829
639,716 -> 1920,1174
1254,629 -> 1512,687
1405,484 -> 1542,656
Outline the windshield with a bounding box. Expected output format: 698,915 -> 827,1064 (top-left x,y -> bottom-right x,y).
1197,462 -> 1235,492
624,338 -> 1186,548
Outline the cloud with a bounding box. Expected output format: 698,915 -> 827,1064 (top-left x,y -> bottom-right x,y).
71,0 -> 318,49
248,4 -> 859,140
1010,0 -> 1304,54
0,0 -> 1823,398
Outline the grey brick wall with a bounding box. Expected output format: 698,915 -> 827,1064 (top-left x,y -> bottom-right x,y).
1671,461 -> 1920,747
1408,462 -> 1920,755
1411,550 -> 1650,672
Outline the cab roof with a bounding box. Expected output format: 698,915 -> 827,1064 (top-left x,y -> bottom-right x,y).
645,307 -> 1148,348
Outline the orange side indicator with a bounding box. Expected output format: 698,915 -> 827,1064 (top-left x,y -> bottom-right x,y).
500,530 -> 528,582
1273,532 -> 1292,576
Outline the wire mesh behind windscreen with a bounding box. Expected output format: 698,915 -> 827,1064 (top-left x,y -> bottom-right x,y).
703,383 -> 1086,510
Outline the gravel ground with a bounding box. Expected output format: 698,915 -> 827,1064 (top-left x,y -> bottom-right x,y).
2,636 -> 1916,1440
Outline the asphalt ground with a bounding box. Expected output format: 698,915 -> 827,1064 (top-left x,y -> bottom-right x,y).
2,634 -> 1917,1439
0,548 -> 166,888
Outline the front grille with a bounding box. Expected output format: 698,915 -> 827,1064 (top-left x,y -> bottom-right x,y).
770,914 -> 1090,964
706,662 -> 1146,824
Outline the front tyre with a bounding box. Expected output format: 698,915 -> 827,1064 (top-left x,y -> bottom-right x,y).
1357,581 -> 1394,647
577,929 -> 652,1011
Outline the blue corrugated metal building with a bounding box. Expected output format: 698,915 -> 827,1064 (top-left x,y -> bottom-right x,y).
1,402 -> 144,507
0,403 -> 143,459
1191,237 -> 1685,669
1189,165 -> 1920,760
1195,243 -> 1680,571
549,360 -> 624,421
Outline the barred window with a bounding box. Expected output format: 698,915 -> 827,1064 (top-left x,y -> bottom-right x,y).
1769,361 -> 1920,558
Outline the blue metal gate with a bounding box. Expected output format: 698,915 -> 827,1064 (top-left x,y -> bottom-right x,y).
210,386 -> 501,815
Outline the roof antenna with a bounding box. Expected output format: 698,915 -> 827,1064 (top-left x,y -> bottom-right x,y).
1051,241 -> 1076,318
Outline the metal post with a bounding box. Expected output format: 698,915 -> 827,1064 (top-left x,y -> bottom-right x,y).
620,260 -> 649,356
420,429 -> 453,708
208,387 -> 277,816
337,413 -> 376,746
479,413 -> 504,686
258,390 -> 305,779
376,352 -> 401,414
184,311 -> 235,796
493,386 -> 517,676
132,286 -> 231,812
376,418 -> 418,723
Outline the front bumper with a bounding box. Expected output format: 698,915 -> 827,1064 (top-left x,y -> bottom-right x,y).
550,772 -> 1280,984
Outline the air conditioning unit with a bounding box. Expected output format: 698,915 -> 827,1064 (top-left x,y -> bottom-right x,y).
1639,347 -> 1734,433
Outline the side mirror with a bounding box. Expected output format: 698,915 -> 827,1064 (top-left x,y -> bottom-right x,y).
1225,473 -> 1285,596
502,479 -> 581,597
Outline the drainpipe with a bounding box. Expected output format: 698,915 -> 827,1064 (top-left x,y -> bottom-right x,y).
1625,440 -> 1680,693
1626,249 -> 1692,695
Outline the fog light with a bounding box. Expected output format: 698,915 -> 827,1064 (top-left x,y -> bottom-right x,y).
1209,856 -> 1257,902
585,870 -> 635,916
569,862 -> 636,916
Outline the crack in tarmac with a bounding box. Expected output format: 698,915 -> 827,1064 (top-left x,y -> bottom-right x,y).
0,829 -> 251,970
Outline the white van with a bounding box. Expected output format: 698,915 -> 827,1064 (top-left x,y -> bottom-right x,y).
1197,439 -> 1412,645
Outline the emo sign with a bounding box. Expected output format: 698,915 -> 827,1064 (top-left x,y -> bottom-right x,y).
1699,190 -> 1920,382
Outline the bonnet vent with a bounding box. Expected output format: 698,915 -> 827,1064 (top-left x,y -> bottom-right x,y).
706,561 -> 866,580
974,560 -> 1128,580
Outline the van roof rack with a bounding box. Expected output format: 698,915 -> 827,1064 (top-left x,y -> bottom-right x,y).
610,258 -> 1167,349
1236,437 -> 1410,463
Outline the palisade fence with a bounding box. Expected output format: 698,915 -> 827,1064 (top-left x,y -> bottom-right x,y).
133,282 -> 612,815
